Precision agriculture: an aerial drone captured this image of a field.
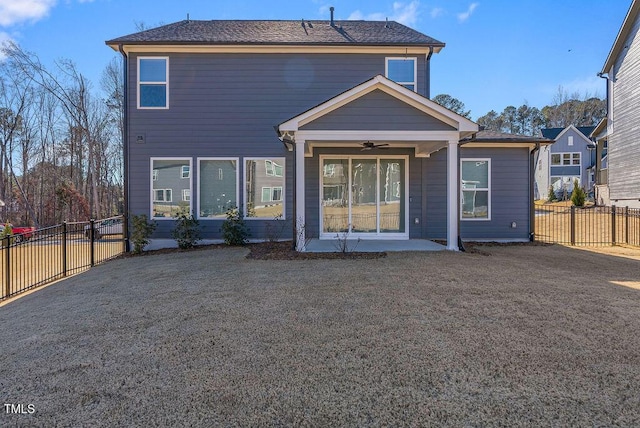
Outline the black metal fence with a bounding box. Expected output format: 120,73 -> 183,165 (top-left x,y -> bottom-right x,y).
535,205 -> 640,247
1,216 -> 126,301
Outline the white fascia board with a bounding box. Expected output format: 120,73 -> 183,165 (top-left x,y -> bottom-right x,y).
111,44 -> 442,55
554,125 -> 592,145
295,130 -> 461,142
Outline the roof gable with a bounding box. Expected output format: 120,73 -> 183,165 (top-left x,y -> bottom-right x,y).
541,125 -> 595,141
107,19 -> 444,49
279,75 -> 477,135
300,89 -> 455,132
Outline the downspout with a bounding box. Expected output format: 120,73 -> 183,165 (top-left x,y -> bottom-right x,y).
529,143 -> 541,242
118,44 -> 130,252
426,46 -> 433,99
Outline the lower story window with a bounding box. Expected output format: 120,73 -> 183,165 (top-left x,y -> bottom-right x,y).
198,158 -> 238,218
461,159 -> 490,220
245,158 -> 285,218
151,158 -> 191,218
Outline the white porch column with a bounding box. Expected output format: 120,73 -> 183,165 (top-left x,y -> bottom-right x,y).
446,139 -> 459,251
295,139 -> 306,251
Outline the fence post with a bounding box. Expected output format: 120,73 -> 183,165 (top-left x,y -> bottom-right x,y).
570,206 -> 576,246
62,222 -> 68,277
90,218 -> 95,267
611,205 -> 617,246
625,206 -> 629,245
4,236 -> 10,298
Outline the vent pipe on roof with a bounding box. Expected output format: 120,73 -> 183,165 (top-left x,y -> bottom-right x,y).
330,6 -> 335,26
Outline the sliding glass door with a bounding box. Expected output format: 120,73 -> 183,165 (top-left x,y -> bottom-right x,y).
321,156 -> 407,238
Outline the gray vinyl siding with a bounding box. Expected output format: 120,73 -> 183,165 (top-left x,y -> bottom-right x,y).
128,52 -> 427,239
425,147 -> 531,241
548,128 -> 592,187
301,89 -> 454,131
609,10 -> 640,205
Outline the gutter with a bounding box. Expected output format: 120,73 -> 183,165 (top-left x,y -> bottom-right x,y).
118,44 -> 130,252
426,46 -> 433,99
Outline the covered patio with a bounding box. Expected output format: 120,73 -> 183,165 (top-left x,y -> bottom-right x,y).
278,75 -> 478,251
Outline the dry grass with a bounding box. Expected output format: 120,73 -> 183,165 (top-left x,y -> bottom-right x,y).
1,244 -> 639,426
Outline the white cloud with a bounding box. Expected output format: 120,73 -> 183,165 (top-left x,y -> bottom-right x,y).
0,0 -> 57,27
457,2 -> 479,23
0,31 -> 14,60
348,1 -> 420,26
430,7 -> 444,19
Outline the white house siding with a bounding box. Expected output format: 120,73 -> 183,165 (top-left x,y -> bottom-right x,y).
609,9 -> 640,208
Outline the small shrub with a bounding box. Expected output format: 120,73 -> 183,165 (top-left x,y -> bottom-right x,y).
264,214 -> 288,242
547,185 -> 557,202
221,206 -> 250,246
294,217 -> 313,251
571,179 -> 586,207
333,226 -> 360,253
172,208 -> 201,249
130,214 -> 157,254
0,222 -> 14,247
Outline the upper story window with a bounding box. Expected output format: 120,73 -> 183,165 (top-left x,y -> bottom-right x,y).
551,153 -> 580,166
385,57 -> 417,91
138,57 -> 169,109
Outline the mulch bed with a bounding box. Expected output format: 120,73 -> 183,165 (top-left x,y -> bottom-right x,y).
245,240 -> 387,260
123,240 -> 386,260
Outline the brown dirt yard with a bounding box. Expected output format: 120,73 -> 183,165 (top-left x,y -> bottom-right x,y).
1,243 -> 639,426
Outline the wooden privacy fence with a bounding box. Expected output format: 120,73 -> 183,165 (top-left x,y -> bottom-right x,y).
535,205 -> 640,247
1,216 -> 126,302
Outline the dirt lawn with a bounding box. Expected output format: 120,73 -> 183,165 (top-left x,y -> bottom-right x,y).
1,243 -> 639,426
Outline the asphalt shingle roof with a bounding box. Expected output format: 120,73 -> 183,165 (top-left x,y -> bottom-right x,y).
106,20 -> 444,47
461,130 -> 553,144
541,126 -> 596,140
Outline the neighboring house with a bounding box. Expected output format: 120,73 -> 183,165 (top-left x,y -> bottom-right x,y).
106,13 -> 551,250
598,0 -> 640,209
535,125 -> 596,200
590,118 -> 609,205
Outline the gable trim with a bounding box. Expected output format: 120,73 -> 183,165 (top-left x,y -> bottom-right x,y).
279,75 -> 477,134
553,125 -> 594,145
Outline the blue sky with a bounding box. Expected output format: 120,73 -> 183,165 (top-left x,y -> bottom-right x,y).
0,0 -> 631,120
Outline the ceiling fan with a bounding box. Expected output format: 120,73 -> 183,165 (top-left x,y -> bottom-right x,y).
360,141 -> 389,151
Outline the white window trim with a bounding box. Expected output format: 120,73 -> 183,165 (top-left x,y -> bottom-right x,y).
385,57 -> 417,92
551,152 -> 581,167
272,186 -> 283,201
261,186 -> 272,202
150,157 -> 192,220
196,157 -> 239,220
318,155 -> 409,239
182,189 -> 191,202
153,189 -> 173,202
244,157 -> 286,220
137,57 -> 169,110
460,158 -> 491,221
181,165 -> 190,178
